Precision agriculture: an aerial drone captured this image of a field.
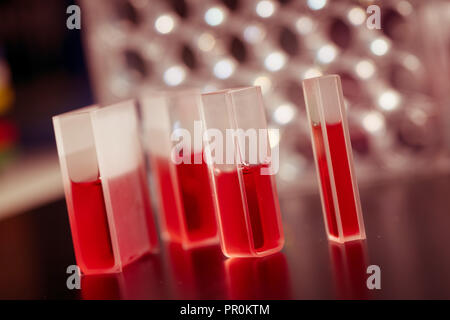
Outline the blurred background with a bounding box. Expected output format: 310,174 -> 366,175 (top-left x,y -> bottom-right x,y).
0,0 -> 450,299
1,0 -> 450,219
0,0 -> 92,218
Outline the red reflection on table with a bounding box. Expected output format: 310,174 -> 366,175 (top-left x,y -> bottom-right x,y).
226,252 -> 291,299
329,240 -> 369,299
81,273 -> 121,300
166,242 -> 228,299
81,253 -> 166,300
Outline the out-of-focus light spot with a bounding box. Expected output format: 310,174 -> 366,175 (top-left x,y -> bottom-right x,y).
273,104 -> 296,125
403,54 -> 420,71
268,127 -> 280,148
378,90 -> 401,111
307,0 -> 327,11
253,76 -> 272,94
279,161 -> 301,182
370,38 -> 390,56
303,67 -> 322,79
213,59 -> 235,79
205,7 -> 225,26
98,24 -> 128,47
130,0 -> 147,9
256,0 -> 275,18
203,84 -> 219,93
197,33 -> 216,52
397,1 -> 413,16
155,14 -> 175,34
163,65 -> 186,86
110,76 -> 132,98
296,16 -> 314,34
172,120 -> 181,131
243,25 -> 266,43
362,112 -> 385,133
317,45 -> 337,64
410,108 -> 427,126
348,7 -> 366,25
343,98 -> 350,111
264,51 -> 286,72
355,60 -> 375,79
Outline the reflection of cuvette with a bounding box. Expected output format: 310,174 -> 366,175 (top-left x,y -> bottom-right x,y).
81,274 -> 121,300
166,243 -> 228,299
226,253 -> 291,299
328,240 -> 369,300
81,253 -> 166,300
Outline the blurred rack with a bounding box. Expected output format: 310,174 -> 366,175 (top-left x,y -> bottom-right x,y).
0,149 -> 63,220
80,0 -> 450,196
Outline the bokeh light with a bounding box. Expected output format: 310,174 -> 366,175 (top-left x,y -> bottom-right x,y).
317,45 -> 337,64
205,7 -> 226,26
256,0 -> 276,18
378,90 -> 401,111
264,51 -> 286,72
307,0 -> 327,11
355,60 -> 375,79
154,14 -> 175,34
163,65 -> 186,86
213,59 -> 235,79
370,38 -> 390,56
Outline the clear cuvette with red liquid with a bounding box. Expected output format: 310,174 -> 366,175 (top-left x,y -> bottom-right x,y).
201,87 -> 284,258
53,101 -> 158,275
140,90 -> 218,249
302,75 -> 366,243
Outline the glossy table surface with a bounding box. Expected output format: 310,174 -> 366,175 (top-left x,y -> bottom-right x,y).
1,171 -> 450,299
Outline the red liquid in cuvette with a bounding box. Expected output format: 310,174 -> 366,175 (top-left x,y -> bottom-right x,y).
70,178 -> 115,271
152,157 -> 182,241
312,122 -> 360,239
153,152 -> 217,245
70,167 -> 157,273
214,163 -> 283,256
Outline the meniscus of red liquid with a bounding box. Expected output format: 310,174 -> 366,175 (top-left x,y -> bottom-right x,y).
70,177 -> 115,272
69,166 -> 158,274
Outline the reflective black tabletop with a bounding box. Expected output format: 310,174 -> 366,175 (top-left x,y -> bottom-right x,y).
1,172 -> 450,299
